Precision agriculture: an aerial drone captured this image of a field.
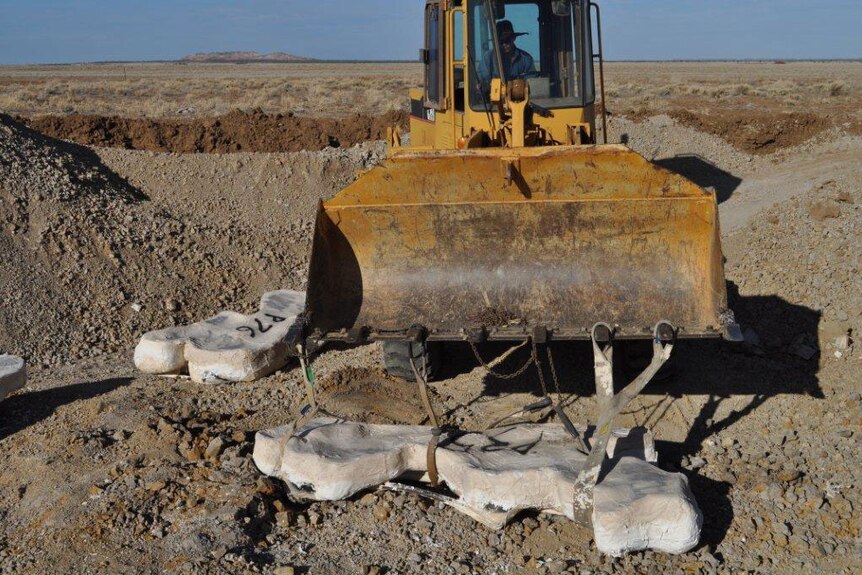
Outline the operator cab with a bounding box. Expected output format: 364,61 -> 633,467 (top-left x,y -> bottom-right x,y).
408,0 -> 604,149
469,0 -> 594,112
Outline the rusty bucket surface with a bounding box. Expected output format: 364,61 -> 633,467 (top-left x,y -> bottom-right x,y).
305,145 -> 730,342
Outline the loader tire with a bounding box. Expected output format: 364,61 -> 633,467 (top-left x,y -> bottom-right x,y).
382,341 -> 441,382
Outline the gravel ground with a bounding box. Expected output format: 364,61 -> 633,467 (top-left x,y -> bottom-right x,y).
0,113 -> 860,575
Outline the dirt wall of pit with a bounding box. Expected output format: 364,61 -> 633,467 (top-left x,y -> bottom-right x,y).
23,109 -> 408,154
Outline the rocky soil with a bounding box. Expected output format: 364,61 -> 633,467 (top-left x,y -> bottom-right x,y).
0,110 -> 860,575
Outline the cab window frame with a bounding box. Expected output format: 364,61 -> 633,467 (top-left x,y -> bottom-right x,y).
424,1 -> 447,110
467,0 -> 592,112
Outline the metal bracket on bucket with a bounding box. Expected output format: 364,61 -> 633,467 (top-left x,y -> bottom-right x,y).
572,321 -> 676,525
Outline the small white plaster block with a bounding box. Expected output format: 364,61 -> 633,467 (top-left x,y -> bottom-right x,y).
134,290 -> 305,384
593,457 -> 702,556
0,354 -> 27,400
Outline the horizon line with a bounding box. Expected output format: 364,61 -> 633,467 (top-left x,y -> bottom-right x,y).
1,57 -> 861,67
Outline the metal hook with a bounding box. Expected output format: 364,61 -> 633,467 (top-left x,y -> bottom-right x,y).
652,320 -> 677,362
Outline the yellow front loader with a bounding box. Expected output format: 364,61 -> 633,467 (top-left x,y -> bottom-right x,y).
299,0 -> 740,522
305,0 -> 738,348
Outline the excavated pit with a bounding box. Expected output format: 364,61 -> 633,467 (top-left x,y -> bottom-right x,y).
23,109 -> 409,154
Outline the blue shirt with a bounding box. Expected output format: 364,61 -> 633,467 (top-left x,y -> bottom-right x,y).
480,47 -> 536,82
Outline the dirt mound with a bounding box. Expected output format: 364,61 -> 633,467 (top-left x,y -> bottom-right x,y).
668,109 -> 826,155
0,113 -> 150,363
316,366 -> 427,425
725,176 -> 862,329
0,113 -> 384,366
617,107 -> 832,155
24,109 -> 408,154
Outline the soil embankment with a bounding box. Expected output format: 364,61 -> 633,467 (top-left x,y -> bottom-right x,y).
24,109 -> 408,154
619,108 -> 832,155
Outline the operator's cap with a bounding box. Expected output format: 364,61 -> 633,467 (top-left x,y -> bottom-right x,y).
496,20 -> 528,43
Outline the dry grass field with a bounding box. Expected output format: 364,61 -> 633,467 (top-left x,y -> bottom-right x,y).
0,62 -> 422,118
2,61 -> 860,157
606,61 -> 862,113
1,61 -> 860,122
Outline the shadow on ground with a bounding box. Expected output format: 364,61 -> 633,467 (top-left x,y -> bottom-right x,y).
618,131 -> 744,204
445,284 -> 822,400
6,114 -> 148,202
654,154 -> 743,204
0,377 -> 133,441
431,283 -> 823,547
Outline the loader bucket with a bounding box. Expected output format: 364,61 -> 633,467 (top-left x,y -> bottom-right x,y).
305,145 -> 732,343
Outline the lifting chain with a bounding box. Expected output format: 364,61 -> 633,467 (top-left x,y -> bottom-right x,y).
469,338 -> 565,402
546,345 -> 565,403
530,339 -> 551,396
474,337 -> 588,453
468,340 -> 535,380
530,340 -> 566,404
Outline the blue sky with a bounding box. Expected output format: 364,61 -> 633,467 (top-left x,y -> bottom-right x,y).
0,0 -> 859,64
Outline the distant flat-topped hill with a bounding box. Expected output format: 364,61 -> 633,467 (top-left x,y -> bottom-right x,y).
181,51 -> 315,63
